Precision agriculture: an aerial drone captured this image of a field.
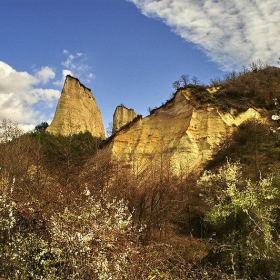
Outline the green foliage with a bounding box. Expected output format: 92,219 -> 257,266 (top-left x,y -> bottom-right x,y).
198,161 -> 280,278
174,63 -> 280,113
28,130 -> 102,168
191,89 -> 214,103
214,65 -> 280,111
206,120 -> 280,179
34,122 -> 49,132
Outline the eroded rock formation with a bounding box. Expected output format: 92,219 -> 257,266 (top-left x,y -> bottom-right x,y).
107,88 -> 261,175
47,75 -> 105,138
113,106 -> 139,133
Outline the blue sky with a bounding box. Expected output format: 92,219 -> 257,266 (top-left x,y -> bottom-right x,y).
1,0 -> 279,132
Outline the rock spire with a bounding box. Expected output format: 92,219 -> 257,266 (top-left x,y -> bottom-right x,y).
47,75 -> 105,138
113,105 -> 139,133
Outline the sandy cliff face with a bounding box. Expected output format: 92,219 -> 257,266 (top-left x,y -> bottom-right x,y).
108,89 -> 261,175
47,76 -> 105,138
113,106 -> 139,133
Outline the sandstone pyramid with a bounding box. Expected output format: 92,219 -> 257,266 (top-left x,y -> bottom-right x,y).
112,105 -> 139,133
47,75 -> 105,138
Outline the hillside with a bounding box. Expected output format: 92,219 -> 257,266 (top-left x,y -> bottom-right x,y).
102,65 -> 280,176
106,87 -> 262,176
1,65 -> 280,279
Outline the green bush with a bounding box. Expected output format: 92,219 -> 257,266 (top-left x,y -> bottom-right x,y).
198,161 -> 280,279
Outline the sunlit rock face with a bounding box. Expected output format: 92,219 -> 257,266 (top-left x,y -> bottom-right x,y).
47,75 -> 105,138
113,106 -> 139,133
108,89 -> 261,175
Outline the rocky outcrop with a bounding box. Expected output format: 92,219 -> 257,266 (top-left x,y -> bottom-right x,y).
47,75 -> 105,138
107,88 -> 261,175
113,106 -> 139,133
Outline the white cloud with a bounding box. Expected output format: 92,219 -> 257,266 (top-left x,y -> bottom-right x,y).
0,61 -> 38,94
35,66 -> 55,84
54,50 -> 95,86
0,92 -> 38,123
62,54 -> 75,68
128,0 -> 280,71
30,88 -> 60,107
19,123 -> 38,133
0,61 -> 60,125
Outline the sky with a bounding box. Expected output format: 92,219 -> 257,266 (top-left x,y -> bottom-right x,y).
1,0 -> 280,133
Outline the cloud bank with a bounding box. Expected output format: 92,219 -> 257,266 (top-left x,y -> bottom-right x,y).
128,0 -> 280,71
0,61 -> 60,127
